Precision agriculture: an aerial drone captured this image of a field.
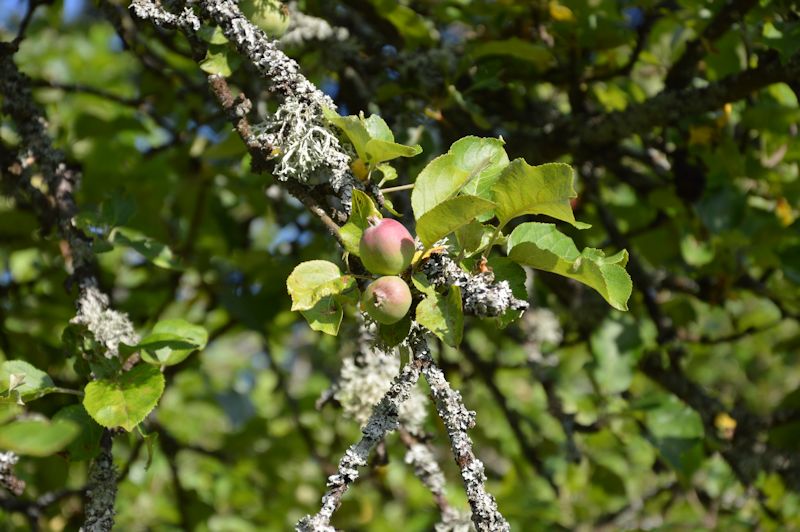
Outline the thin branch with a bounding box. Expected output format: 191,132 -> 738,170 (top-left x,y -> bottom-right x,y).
580,162 -> 800,492
206,74 -> 348,249
398,428 -> 455,518
29,79 -> 142,106
1,48 -> 139,532
380,183 -> 414,194
10,0 -> 49,49
410,330 -> 510,532
296,355 -> 424,531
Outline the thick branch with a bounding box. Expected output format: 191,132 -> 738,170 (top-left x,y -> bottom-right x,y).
664,0 -> 759,90
527,51 -> 800,161
1,47 -> 135,532
80,431 -> 117,532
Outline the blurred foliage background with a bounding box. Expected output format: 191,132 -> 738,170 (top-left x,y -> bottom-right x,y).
1,0 -> 800,530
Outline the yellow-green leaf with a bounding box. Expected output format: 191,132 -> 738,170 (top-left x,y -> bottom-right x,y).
493,160 -> 589,228
507,222 -> 631,311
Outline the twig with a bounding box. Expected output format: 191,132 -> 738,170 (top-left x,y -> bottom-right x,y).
206,74 -> 348,249
381,183 -> 414,194
526,49 -> 800,161
409,330 -> 510,532
296,356 -> 424,531
29,79 -> 142,106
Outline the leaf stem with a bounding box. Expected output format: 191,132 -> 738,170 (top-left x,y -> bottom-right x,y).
52,387 -> 85,397
477,224 -> 505,259
380,183 -> 414,194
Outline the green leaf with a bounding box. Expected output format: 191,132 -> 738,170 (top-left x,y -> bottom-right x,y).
53,404 -> 103,461
365,138 -> 422,165
112,228 -> 181,270
680,234 -> 714,267
412,136 -> 508,219
0,360 -> 57,404
83,364 -> 166,431
376,164 -> 398,185
286,260 -> 355,311
9,248 -> 44,284
197,26 -> 229,45
323,108 -> 421,167
300,296 -> 344,336
493,160 -> 588,228
139,319 -> 209,366
0,418 -> 80,457
339,189 -> 382,256
589,318 -> 640,394
639,395 -> 706,482
416,286 -> 464,347
507,223 -> 632,311
363,114 -> 394,141
323,107 -> 370,161
416,196 -> 496,248
367,0 -> 436,49
470,38 -> 554,70
454,222 -> 497,258
200,48 -> 238,77
377,314 -> 412,347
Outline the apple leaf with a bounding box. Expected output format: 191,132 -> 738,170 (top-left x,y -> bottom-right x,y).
507,222 -> 631,311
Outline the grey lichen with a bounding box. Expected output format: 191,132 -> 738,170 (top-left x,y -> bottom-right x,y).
334,326 -> 427,431
0,451 -> 25,496
519,307 -> 562,364
251,96 -> 352,189
71,280 -> 138,359
133,0 -> 358,196
420,252 -> 529,318
1,43 -> 132,532
436,510 -> 476,532
280,2 -> 349,47
129,0 -> 201,32
197,0 -> 355,191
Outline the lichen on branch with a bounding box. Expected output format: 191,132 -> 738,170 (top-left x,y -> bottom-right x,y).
421,251 -> 529,318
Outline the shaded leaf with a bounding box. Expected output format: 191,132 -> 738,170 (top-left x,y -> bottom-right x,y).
339,189 -> 382,256
0,418 -> 80,457
493,160 -> 588,228
508,223 -> 632,310
139,319 -> 209,366
0,360 -> 56,404
300,296 -> 344,336
53,404 -> 103,461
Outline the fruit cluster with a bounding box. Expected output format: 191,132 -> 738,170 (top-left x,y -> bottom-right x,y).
359,218 -> 414,324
